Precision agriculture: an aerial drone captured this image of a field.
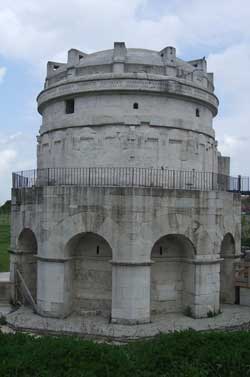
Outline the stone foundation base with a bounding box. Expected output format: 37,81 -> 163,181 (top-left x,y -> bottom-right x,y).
111,317 -> 150,325
6,304 -> 250,341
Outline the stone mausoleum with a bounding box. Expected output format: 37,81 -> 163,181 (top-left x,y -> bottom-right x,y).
10,42 -> 241,325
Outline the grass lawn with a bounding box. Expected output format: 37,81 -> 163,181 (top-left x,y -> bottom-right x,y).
0,214 -> 10,271
0,330 -> 250,376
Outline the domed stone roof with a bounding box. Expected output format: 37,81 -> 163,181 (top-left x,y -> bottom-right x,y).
78,47 -> 192,69
44,42 -> 212,91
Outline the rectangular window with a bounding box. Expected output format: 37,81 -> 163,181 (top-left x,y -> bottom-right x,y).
65,99 -> 75,114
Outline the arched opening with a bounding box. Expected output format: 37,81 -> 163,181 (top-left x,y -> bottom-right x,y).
220,233 -> 236,304
66,232 -> 112,317
133,102 -> 139,109
17,228 -> 38,304
151,234 -> 195,315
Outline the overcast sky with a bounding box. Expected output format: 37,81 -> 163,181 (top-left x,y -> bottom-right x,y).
0,0 -> 250,204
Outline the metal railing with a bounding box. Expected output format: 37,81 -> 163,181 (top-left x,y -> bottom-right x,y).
12,167 -> 245,192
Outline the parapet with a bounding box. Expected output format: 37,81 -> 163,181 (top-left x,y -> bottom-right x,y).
67,49 -> 88,66
43,42 -> 215,93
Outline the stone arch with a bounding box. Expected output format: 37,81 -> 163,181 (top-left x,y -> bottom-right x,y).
48,211 -> 117,260
141,210 -> 196,262
150,234 -> 196,315
65,232 -> 113,317
16,228 -> 38,303
220,233 -> 235,257
220,232 -> 236,304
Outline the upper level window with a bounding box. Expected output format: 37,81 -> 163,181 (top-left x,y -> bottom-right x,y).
133,103 -> 139,109
65,99 -> 75,114
196,108 -> 200,117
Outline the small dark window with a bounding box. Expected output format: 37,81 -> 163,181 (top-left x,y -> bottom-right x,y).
160,246 -> 163,255
160,53 -> 164,57
194,64 -> 198,68
65,99 -> 75,114
196,108 -> 200,117
133,103 -> 139,109
96,246 -> 100,255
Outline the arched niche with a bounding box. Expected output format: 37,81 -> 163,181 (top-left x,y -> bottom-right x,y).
220,233 -> 235,257
16,228 -> 38,303
220,233 -> 236,304
151,234 -> 196,315
65,232 -> 113,317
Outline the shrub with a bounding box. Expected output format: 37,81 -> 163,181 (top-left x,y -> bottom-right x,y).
0,330 -> 250,376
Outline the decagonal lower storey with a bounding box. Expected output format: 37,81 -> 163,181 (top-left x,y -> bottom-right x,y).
10,186 -> 241,322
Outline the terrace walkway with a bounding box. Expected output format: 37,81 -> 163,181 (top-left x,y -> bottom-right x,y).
12,167 -> 249,194
6,305 -> 250,341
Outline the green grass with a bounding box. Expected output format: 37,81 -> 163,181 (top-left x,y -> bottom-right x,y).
0,219 -> 10,272
0,330 -> 250,376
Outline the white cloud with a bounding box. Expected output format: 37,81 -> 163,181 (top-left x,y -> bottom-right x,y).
0,0 -> 250,204
0,132 -> 23,145
0,0 -> 249,64
0,66 -> 6,83
207,44 -> 250,175
0,132 -> 36,204
208,45 -> 250,104
0,149 -> 16,174
0,149 -> 17,205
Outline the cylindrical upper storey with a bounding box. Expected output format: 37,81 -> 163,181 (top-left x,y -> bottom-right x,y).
37,42 -> 220,172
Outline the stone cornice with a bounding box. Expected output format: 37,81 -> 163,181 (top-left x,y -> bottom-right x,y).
37,75 -> 218,116
39,122 -> 215,140
110,260 -> 153,266
36,256 -> 72,262
9,249 -> 35,256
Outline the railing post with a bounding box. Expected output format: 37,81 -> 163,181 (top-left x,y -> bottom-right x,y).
238,175 -> 241,193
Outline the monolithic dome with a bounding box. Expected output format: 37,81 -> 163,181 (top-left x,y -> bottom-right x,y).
10,42 -> 241,326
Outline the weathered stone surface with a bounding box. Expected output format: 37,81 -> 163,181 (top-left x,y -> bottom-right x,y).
9,42 -> 241,330
6,305 -> 250,341
11,186 -> 241,322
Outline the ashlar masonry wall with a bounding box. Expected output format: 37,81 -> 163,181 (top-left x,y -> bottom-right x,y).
10,186 -> 241,323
